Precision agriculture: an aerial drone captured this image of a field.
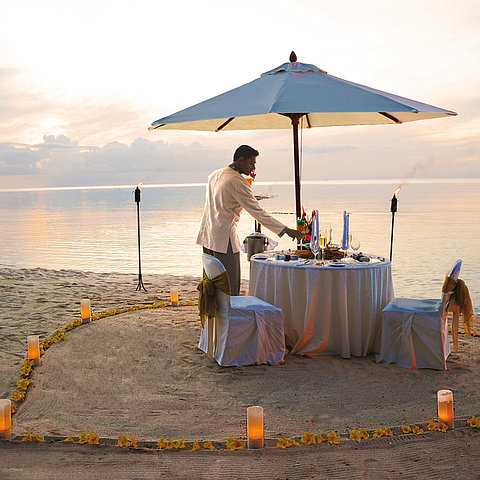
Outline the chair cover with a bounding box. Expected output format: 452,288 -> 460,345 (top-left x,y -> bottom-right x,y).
198,254 -> 286,366
376,260 -> 462,370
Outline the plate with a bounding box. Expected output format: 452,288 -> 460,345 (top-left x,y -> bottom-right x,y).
254,254 -> 269,260
329,262 -> 346,267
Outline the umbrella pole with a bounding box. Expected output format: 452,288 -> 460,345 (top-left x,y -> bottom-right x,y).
291,114 -> 301,220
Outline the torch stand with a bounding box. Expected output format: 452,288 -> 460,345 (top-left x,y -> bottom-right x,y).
389,194 -> 397,261
135,187 -> 147,292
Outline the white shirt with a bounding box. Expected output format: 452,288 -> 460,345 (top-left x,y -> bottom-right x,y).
196,167 -> 286,254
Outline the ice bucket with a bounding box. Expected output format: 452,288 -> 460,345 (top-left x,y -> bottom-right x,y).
245,234 -> 267,261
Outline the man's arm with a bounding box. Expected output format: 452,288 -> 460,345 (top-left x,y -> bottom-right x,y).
232,176 -> 303,241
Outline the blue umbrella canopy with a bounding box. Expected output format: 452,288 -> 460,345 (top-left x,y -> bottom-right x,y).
150,52 -> 456,217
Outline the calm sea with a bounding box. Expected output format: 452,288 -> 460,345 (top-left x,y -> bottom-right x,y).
0,180 -> 478,311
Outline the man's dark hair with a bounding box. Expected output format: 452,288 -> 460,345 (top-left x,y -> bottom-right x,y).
233,145 -> 259,162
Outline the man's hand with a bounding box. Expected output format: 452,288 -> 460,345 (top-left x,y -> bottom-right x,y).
284,227 -> 304,242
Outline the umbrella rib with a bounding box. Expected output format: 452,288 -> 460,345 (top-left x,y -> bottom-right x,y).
379,112 -> 402,124
215,117 -> 235,132
305,114 -> 312,128
149,123 -> 165,130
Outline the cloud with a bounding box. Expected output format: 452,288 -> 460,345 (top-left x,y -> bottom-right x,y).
0,135 -> 230,187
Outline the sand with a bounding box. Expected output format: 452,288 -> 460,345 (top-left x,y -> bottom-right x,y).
1,266 -> 480,479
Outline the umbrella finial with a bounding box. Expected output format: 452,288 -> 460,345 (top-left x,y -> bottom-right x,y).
289,51 -> 297,62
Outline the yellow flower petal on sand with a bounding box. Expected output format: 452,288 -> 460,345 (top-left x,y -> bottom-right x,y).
78,432 -> 88,444
191,440 -> 202,451
326,431 -> 341,445
11,405 -> 17,415
16,379 -> 32,390
12,390 -> 25,403
64,433 -> 76,442
301,431 -> 317,446
436,422 -> 448,433
358,428 -> 369,440
127,436 -> 138,448
117,435 -> 129,447
412,425 -> 424,435
467,415 -> 480,428
33,434 -> 45,442
202,440 -> 215,450
349,430 -> 362,441
316,434 -> 326,443
173,440 -> 186,450
401,425 -> 412,434
372,427 -> 385,438
383,427 -> 393,437
225,437 -> 245,451
276,438 -> 300,449
21,431 -> 34,442
87,431 -> 100,444
426,420 -> 436,431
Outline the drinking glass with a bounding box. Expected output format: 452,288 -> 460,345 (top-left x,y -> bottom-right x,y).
350,235 -> 361,253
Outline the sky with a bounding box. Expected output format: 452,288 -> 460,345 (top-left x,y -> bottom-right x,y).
0,0 -> 479,189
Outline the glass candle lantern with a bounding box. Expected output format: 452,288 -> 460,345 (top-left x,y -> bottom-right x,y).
0,399 -> 12,439
170,289 -> 179,307
80,299 -> 91,324
437,389 -> 454,428
27,335 -> 40,365
247,406 -> 264,449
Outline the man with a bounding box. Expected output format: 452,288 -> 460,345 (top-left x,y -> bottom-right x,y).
196,145 -> 304,295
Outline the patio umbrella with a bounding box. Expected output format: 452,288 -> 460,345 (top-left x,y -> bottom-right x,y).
150,52 -> 456,219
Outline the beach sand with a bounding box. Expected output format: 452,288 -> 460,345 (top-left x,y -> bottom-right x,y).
1,266 -> 480,479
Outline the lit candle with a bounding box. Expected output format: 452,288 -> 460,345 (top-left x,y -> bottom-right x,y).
437,389 -> 454,428
80,299 -> 91,324
0,399 -> 11,439
170,289 -> 179,307
247,406 -> 264,449
27,335 -> 40,365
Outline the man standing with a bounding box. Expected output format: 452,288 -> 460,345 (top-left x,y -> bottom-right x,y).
196,145 -> 304,295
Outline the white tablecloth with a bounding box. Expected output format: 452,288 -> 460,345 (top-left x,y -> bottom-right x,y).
249,255 -> 394,358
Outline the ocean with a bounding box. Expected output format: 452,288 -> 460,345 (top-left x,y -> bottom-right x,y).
0,179 -> 478,311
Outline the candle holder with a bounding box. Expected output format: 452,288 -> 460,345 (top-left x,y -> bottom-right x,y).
80,298 -> 92,324
0,399 -> 11,439
437,389 -> 454,428
247,406 -> 264,449
170,289 -> 179,307
27,335 -> 41,366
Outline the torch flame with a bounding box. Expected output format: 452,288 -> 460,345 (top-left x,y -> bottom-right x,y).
394,186 -> 401,196
136,181 -> 143,188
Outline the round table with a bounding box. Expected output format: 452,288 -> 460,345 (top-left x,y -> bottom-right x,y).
249,254 -> 394,358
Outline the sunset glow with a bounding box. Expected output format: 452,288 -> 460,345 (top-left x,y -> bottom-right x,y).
0,1 -> 478,189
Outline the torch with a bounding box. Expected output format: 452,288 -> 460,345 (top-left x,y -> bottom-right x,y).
389,186 -> 400,261
135,182 -> 147,292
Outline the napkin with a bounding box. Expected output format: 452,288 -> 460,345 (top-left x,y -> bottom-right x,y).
342,211 -> 350,251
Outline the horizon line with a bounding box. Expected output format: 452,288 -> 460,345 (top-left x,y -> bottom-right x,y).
0,177 -> 479,193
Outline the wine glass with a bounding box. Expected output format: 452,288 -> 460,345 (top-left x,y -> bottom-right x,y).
350,235 -> 361,255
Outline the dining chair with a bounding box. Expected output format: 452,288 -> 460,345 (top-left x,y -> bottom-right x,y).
376,259 -> 462,370
198,254 -> 286,366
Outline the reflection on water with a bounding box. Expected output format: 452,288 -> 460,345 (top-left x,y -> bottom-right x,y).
0,181 -> 478,311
